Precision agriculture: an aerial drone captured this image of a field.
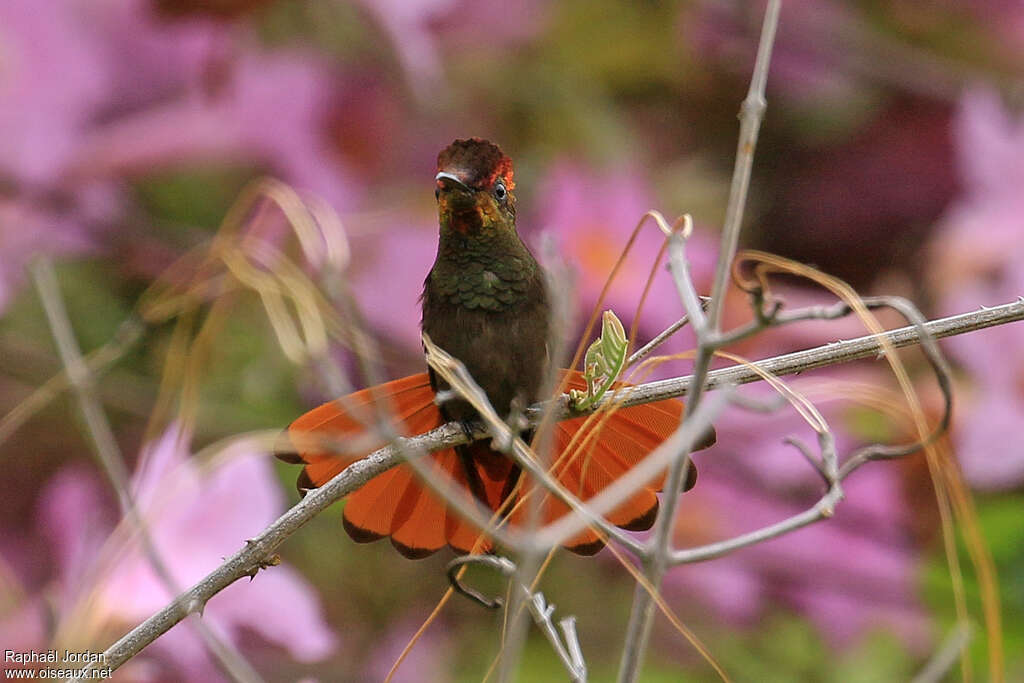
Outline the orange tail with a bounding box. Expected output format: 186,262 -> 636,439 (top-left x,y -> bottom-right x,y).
276,371 -> 714,558
511,372 -> 710,554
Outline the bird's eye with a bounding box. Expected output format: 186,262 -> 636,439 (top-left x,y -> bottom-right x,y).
493,183 -> 507,201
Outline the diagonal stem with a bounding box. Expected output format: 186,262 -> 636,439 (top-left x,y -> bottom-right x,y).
31,258 -> 265,683
617,3 -> 782,680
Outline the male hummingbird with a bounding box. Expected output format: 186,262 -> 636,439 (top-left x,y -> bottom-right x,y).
278,138 -> 713,558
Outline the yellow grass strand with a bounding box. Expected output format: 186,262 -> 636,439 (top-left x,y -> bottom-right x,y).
736,249 -> 1001,681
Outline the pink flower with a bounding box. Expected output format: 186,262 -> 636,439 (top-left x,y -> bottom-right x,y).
682,0 -> 860,104
82,0 -> 228,108
930,89 -> 1024,489
0,0 -> 123,312
74,49 -> 360,212
0,0 -> 361,313
534,162 -> 719,364
363,617 -> 449,682
0,0 -> 111,185
963,2 -> 1024,61
662,375 -> 928,648
6,425 -> 337,680
669,441 -> 926,647
355,0 -> 458,93
349,220 -> 438,352
703,377 -> 862,489
935,89 -> 1024,258
353,0 -> 548,96
0,201 -> 97,312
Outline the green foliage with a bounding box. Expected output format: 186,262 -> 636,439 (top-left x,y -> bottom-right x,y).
134,164 -> 259,235
188,297 -> 309,435
571,310 -> 629,411
923,494 -> 1024,680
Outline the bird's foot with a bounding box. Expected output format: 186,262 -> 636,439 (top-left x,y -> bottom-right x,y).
459,419 -> 477,443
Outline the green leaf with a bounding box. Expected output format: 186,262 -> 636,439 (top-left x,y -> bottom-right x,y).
570,310 -> 628,411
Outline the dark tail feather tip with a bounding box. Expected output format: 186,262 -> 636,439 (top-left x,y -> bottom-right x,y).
295,469 -> 318,493
391,538 -> 439,560
620,500 -> 659,531
275,450 -> 305,464
684,464 -> 698,492
343,515 -> 387,544
565,538 -> 607,556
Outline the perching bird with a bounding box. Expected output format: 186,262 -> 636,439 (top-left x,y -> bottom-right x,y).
276,138 -> 714,558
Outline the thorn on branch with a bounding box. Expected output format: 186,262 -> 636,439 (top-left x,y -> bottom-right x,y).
186,598 -> 205,617
239,540 -> 281,580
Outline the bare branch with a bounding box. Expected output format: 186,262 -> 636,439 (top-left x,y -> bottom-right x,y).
618,3 -> 782,679
31,258 -> 263,683
596,298 -> 1024,412
0,315 -> 144,447
704,1 -> 780,333
67,423 -> 469,682
670,484 -> 844,565
625,296 -> 711,368
526,590 -> 588,683
783,435 -> 831,485
837,296 -> 954,478
65,297 -> 1023,680
446,554 -> 589,682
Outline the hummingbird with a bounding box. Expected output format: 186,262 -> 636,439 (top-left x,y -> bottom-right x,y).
277,138 -> 714,558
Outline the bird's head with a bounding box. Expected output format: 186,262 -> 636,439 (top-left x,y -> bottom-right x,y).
435,138 -> 515,235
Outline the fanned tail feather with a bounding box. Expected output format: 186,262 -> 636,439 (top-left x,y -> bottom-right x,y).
275,370 -> 714,558
277,373 -> 491,558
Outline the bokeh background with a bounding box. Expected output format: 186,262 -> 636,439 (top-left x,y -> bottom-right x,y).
2,0 -> 1023,680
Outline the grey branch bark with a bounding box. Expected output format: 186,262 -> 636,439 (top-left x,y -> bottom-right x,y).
31,258 -> 263,683
600,298 -> 1024,410
617,3 -> 782,678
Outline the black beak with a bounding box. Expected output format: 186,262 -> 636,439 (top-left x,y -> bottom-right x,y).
435,171 -> 471,194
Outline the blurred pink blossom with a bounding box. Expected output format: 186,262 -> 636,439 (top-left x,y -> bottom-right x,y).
534,162 -> 718,361
75,49 -> 360,212
964,1 -> 1024,60
354,0 -> 548,96
83,0 -> 228,109
930,89 -> 1024,489
350,220 -> 438,351
355,0 -> 458,91
683,0 -> 860,104
702,378 -> 863,490
0,202 -> 95,312
0,0 -> 361,313
0,0 -> 119,312
937,89 -> 1024,256
363,617 -> 449,682
666,392 -> 928,647
0,0 -> 108,184
3,425 -> 336,681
